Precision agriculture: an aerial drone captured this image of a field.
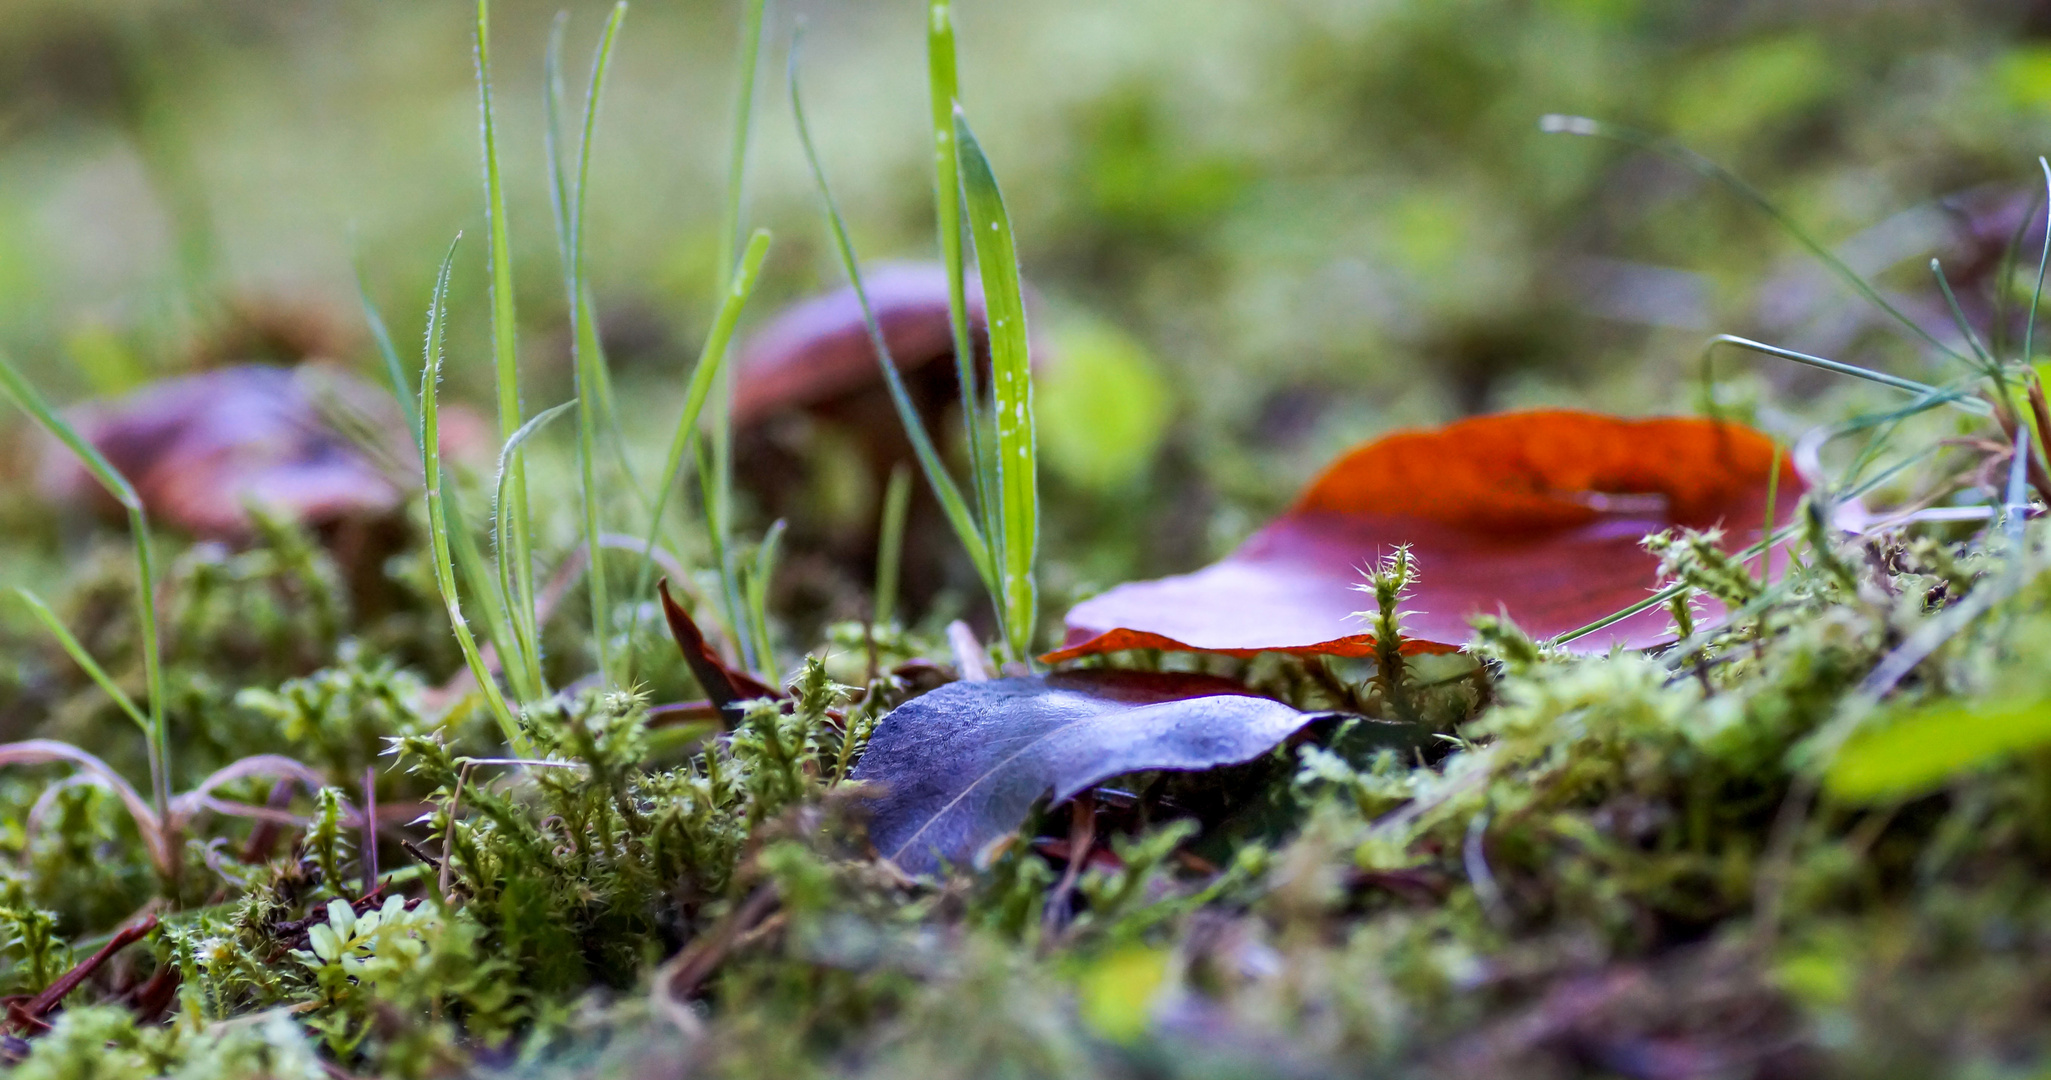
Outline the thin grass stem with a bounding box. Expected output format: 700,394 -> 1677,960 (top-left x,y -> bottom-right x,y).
927,0 -> 991,531
745,519 -> 785,682
1707,335 -> 1992,415
790,32 -> 995,591
874,463 -> 913,628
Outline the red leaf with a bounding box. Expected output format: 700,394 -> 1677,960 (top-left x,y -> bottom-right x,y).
1046,410 -> 1800,662
658,579 -> 780,711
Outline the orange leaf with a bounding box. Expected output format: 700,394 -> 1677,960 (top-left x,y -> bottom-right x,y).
1045,410 -> 1800,662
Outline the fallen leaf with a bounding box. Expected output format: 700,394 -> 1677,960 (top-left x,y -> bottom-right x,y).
1047,410 -> 1800,661
658,579 -> 780,712
37,363 -> 481,540
1825,696 -> 2051,803
851,670 -> 1317,874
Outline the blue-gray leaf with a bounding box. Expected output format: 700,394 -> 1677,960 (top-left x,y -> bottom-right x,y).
853,670 -> 1317,874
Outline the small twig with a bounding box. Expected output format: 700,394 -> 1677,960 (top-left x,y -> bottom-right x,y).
653,884 -> 782,1036
947,620 -> 993,681
1042,793 -> 1097,939
8,915 -> 158,1033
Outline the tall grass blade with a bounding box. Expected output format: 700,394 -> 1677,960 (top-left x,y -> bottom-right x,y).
561,1 -> 629,685
954,111 -> 1038,661
709,0 -> 770,661
0,354 -> 170,825
475,0 -> 540,697
419,235 -> 525,754
926,0 -> 991,529
354,259 -> 420,442
1542,115 -> 1968,366
14,588 -> 147,732
873,462 -> 913,628
696,439 -> 753,670
789,34 -> 995,591
744,518 -> 786,683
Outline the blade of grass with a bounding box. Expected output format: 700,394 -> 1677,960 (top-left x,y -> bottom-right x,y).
631,230 -> 772,607
927,0 -> 991,533
475,0 -> 541,699
1930,260 -> 1998,378
744,518 -> 786,683
14,589 -> 147,732
561,1 -> 630,685
789,32 -> 994,591
2027,157 -> 2051,367
1706,335 -> 1992,416
709,0 -> 769,662
419,235 -> 525,754
2005,421 -> 2033,548
355,258 -> 420,442
1542,115 -> 1968,367
0,355 -> 170,828
696,438 -> 753,671
954,110 -> 1037,661
358,266 -> 528,700
873,462 -> 913,628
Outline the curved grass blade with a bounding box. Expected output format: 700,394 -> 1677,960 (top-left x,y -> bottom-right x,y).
1542,115 -> 1968,366
494,398 -> 579,673
955,111 -> 1038,661
0,354 -> 170,825
475,0 -> 540,696
789,33 -> 994,591
14,588 -> 147,732
419,234 -> 525,754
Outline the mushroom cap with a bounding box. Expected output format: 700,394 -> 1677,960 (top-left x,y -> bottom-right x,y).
37,364 -> 414,539
735,262 -> 1032,427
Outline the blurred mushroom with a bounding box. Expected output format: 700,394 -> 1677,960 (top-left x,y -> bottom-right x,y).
731,261 -> 1049,627
36,363 -> 488,614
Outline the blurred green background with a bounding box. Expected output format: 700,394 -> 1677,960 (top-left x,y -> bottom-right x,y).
5,0 -> 2051,598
